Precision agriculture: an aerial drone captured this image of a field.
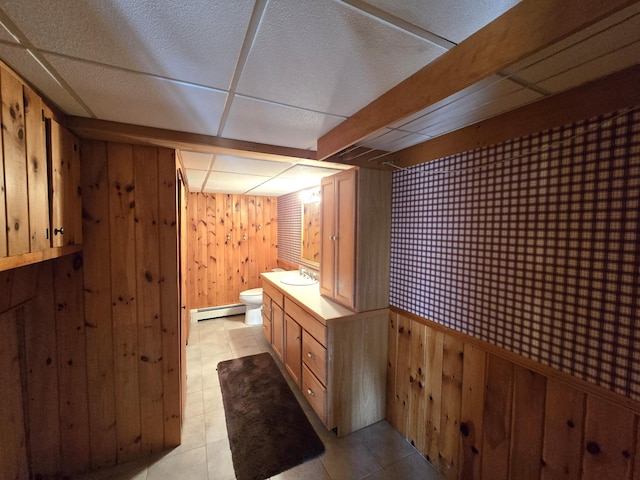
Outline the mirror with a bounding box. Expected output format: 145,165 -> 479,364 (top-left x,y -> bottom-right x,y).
300,189 -> 321,266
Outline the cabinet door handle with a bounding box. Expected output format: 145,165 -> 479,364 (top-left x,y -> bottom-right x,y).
307,352 -> 313,359
307,388 -> 315,397
330,235 -> 337,241
54,227 -> 65,235
262,325 -> 267,330
296,336 -> 300,340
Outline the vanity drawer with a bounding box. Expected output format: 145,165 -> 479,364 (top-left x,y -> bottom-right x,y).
302,364 -> 326,424
285,298 -> 327,347
263,281 -> 284,308
261,316 -> 272,343
302,331 -> 326,385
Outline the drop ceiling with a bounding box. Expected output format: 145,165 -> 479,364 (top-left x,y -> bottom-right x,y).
0,0 -> 637,194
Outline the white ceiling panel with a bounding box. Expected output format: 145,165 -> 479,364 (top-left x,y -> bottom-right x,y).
509,10 -> 640,89
362,0 -> 521,44
0,44 -> 89,116
204,171 -> 270,195
395,77 -> 540,135
236,0 -> 446,117
416,86 -> 543,138
0,0 -> 255,89
180,151 -> 213,170
213,155 -> 292,176
44,53 -> 227,135
248,176 -> 321,197
360,130 -> 432,152
535,41 -> 640,94
223,96 -> 345,150
277,164 -> 343,180
184,169 -> 208,191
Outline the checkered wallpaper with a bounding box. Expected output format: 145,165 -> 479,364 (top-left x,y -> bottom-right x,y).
390,106 -> 640,400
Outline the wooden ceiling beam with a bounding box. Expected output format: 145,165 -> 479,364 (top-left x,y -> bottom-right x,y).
66,116 -> 316,163
383,65 -> 640,169
316,0 -> 639,160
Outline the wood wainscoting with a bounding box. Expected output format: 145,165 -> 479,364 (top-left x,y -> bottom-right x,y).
387,308 -> 640,480
186,192 -> 278,311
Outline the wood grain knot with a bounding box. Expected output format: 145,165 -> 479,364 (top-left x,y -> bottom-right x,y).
460,422 -> 470,437
586,442 -> 601,455
567,419 -> 575,428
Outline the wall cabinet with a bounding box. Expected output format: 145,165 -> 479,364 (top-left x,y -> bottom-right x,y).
262,272 -> 388,436
0,63 -> 82,271
47,118 -> 82,248
319,167 -> 391,312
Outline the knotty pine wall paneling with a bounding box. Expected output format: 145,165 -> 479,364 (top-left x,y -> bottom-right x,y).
186,192 -> 278,311
82,140 -> 181,464
387,310 -> 640,480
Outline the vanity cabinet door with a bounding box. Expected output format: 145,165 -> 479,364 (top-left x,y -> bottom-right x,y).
284,315 -> 302,386
320,168 -> 356,309
271,302 -> 284,360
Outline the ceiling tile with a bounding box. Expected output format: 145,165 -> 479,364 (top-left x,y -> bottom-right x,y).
213,155 -> 292,176
236,0 -> 446,117
222,95 -> 344,150
277,164 -> 343,180
204,171 -> 269,195
0,44 -> 89,115
536,41 -> 640,93
184,169 -> 208,191
248,176 -> 321,197
360,130 -> 432,152
0,0 -> 255,89
180,151 -> 213,170
509,10 -> 640,88
395,77 -> 541,135
416,86 -> 542,138
362,0 -> 520,44
44,53 -> 227,134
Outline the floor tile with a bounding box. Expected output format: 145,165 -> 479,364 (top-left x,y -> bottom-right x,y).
320,436 -> 383,480
363,452 -> 443,480
206,438 -> 235,480
270,457 -> 330,480
350,420 -> 416,468
147,447 -> 208,480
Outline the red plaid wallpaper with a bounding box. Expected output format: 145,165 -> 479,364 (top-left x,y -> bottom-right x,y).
390,106 -> 640,400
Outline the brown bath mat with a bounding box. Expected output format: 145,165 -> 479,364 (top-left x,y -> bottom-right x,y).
217,352 -> 325,480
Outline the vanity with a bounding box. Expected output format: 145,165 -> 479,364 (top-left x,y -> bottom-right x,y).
261,270 -> 388,437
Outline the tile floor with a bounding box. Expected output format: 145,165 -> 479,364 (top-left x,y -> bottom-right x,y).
74,315 -> 441,480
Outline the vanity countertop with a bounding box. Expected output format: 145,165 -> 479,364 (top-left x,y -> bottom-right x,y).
261,271 -> 356,323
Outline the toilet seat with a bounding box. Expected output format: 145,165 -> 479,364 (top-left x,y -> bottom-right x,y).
240,287 -> 263,298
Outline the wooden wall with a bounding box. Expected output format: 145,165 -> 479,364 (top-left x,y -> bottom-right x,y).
387,308 -> 640,480
0,140 -> 181,479
186,192 -> 278,311
81,140 -> 181,467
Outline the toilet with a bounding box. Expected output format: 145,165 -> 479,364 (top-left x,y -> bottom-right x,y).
239,269 -> 285,325
239,288 -> 264,325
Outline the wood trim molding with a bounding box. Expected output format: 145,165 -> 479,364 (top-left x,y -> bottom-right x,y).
390,306 -> 640,414
317,0 -> 639,160
66,116 -> 316,163
0,245 -> 82,273
388,65 -> 640,168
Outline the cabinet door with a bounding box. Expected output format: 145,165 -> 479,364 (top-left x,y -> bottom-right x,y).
271,302 -> 284,360
284,315 -> 302,386
48,119 -> 82,248
261,294 -> 272,343
1,67 -> 30,256
23,86 -> 50,252
319,175 -> 335,298
334,169 -> 356,308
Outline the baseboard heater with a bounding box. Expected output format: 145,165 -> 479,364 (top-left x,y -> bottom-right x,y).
190,303 -> 246,322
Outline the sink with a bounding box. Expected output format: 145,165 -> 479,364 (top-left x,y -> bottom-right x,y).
280,275 -> 318,286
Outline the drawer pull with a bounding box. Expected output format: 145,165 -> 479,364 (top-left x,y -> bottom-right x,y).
307,352 -> 313,359
307,388 -> 316,397
263,325 -> 267,329
296,335 -> 300,340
